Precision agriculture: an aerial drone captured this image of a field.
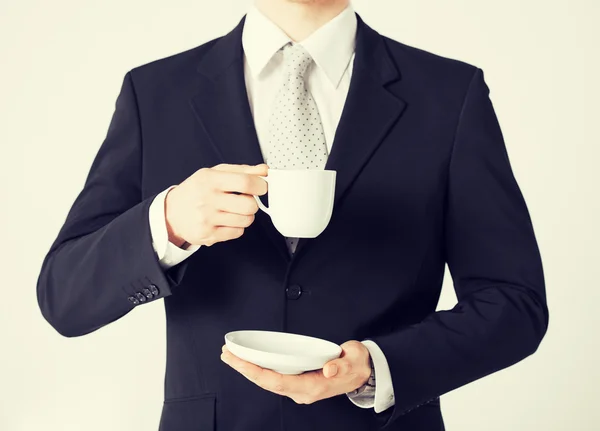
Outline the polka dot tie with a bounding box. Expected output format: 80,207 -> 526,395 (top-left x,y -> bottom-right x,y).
264,42 -> 329,255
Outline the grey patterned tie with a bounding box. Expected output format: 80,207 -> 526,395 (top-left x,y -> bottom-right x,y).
264,42 -> 329,255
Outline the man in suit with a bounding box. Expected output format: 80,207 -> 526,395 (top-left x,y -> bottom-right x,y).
36,0 -> 549,429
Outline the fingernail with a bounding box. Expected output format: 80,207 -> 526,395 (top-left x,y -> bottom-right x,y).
328,364 -> 338,377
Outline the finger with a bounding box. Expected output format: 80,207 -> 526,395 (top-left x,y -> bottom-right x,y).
214,193 -> 259,216
212,163 -> 269,174
212,171 -> 267,196
219,349 -> 314,397
211,164 -> 268,195
287,371 -> 333,404
221,349 -> 262,378
221,350 -> 287,393
212,211 -> 255,228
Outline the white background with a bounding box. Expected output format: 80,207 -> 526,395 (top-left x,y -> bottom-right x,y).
1,0 -> 598,429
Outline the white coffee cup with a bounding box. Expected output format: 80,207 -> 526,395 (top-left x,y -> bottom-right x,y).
253,169 -> 336,238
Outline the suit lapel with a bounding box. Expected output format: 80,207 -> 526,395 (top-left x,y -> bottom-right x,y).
190,13 -> 407,262
191,15 -> 291,262
293,14 -> 407,258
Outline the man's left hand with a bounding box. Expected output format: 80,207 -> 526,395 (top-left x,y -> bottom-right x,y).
221,340 -> 371,405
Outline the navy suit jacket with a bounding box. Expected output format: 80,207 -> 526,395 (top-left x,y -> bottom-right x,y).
37,12 -> 548,431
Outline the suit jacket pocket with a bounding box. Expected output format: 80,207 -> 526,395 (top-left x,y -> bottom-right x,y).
159,394 -> 216,431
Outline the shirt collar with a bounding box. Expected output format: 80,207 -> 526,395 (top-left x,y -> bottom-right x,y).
241,3 -> 357,89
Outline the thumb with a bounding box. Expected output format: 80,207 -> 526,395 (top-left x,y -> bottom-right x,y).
323,359 -> 350,378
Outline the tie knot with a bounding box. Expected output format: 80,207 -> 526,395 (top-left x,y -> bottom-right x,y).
282,42 -> 313,78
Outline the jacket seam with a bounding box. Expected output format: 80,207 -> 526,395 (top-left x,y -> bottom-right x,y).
126,70 -> 144,201
448,67 -> 479,168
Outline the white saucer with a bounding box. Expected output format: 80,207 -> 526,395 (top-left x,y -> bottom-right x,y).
224,330 -> 342,375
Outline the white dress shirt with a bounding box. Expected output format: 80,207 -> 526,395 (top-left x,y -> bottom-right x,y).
147,3 -> 395,413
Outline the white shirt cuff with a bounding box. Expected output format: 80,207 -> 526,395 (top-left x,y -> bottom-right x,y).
346,340 -> 395,413
148,185 -> 201,270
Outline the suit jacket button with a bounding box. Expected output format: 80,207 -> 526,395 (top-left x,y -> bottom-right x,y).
136,292 -> 147,303
128,296 -> 140,305
142,288 -> 153,299
286,284 -> 302,300
149,284 -> 159,296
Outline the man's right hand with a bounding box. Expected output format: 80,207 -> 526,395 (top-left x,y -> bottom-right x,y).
164,163 -> 269,248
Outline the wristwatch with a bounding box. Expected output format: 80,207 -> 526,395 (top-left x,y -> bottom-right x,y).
348,356 -> 376,397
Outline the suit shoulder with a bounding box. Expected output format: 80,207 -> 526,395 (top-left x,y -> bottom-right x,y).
127,36 -> 221,86
381,35 -> 478,86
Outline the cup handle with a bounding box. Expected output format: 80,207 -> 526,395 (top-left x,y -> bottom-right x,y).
253,176 -> 270,215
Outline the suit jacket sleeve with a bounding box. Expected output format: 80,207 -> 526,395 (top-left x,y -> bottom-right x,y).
36,72 -> 191,337
370,68 -> 549,426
